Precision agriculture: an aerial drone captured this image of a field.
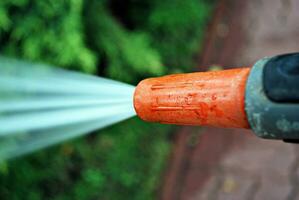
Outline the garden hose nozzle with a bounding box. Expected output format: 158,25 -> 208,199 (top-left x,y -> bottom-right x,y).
134,53 -> 299,141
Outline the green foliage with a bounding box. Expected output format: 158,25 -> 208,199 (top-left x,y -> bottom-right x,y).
0,0 -> 96,73
0,0 -> 213,199
0,119 -> 172,200
84,0 -> 164,83
145,0 -> 212,72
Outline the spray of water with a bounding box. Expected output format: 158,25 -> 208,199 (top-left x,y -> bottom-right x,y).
0,57 -> 136,160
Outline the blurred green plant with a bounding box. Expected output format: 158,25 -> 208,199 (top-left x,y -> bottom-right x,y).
0,0 -> 213,199
0,0 -> 97,73
84,0 -> 164,83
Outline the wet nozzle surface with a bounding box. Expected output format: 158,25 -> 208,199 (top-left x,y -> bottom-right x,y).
134,68 -> 250,128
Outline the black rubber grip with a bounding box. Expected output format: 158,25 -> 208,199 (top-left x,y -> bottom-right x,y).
263,53 -> 299,103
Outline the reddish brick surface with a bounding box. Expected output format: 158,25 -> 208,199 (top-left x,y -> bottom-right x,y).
160,0 -> 299,199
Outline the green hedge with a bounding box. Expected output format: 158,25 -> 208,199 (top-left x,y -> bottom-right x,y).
0,0 -> 213,199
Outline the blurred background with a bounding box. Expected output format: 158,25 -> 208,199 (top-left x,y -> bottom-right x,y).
0,0 -> 213,199
1,0 -> 299,200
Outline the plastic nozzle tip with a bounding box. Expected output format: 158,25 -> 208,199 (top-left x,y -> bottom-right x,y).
134,68 -> 251,128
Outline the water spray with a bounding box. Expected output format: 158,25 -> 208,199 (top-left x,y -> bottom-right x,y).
0,57 -> 135,160
0,53 -> 298,160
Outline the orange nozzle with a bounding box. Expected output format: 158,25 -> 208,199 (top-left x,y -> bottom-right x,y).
134,68 -> 251,128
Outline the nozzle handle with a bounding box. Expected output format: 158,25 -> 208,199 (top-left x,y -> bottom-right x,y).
246,55 -> 299,140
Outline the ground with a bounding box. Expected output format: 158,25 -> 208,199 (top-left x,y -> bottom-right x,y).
160,0 -> 299,199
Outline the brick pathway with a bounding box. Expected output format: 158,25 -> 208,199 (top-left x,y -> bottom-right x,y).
160,0 -> 299,199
